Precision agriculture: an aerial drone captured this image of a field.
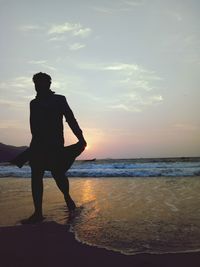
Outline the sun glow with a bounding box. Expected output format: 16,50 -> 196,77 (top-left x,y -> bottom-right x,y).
85,145 -> 90,150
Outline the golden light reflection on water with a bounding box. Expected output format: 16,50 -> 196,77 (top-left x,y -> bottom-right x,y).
75,179 -> 96,204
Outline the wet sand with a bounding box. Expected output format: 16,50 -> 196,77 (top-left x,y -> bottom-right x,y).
0,221 -> 200,267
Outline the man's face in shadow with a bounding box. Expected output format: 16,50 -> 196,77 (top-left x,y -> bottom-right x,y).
34,80 -> 51,94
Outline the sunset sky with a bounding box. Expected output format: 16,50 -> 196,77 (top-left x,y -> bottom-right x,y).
0,0 -> 200,159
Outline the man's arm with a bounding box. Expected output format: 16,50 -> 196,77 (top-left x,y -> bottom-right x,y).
30,100 -> 38,137
62,96 -> 87,147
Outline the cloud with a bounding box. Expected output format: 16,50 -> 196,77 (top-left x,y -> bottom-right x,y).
69,43 -> 86,51
73,28 -> 91,38
89,62 -> 162,92
0,76 -> 33,99
29,60 -> 47,65
91,0 -> 144,14
123,0 -> 144,7
29,60 -> 57,71
19,24 -> 42,31
0,76 -> 32,90
101,62 -> 158,74
19,22 -> 92,41
109,93 -> 163,112
79,61 -> 163,112
48,36 -> 65,42
91,6 -> 113,14
110,103 -> 137,112
0,99 -> 24,109
80,62 -> 161,82
48,22 -> 92,38
13,76 -> 32,88
103,63 -> 140,71
48,22 -> 80,34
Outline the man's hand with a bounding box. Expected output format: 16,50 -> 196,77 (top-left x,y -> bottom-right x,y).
79,137 -> 87,148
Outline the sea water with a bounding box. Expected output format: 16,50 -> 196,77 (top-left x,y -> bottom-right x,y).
1,157 -> 200,178
0,158 -> 200,255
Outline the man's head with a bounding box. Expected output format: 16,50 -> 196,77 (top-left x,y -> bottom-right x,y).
32,72 -> 51,93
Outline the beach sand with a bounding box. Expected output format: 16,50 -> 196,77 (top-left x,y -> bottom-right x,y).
1,222 -> 200,267
0,177 -> 200,267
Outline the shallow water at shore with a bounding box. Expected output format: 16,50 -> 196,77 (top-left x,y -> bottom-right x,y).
0,177 -> 200,255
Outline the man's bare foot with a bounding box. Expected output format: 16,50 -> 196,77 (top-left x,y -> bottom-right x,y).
65,196 -> 76,212
21,213 -> 45,224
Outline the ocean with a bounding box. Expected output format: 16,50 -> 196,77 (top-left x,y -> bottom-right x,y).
0,157 -> 200,178
0,157 -> 200,255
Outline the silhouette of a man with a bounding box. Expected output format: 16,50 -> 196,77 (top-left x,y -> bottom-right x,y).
25,72 -> 86,223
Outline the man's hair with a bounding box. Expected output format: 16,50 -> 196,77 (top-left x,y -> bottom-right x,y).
32,72 -> 52,84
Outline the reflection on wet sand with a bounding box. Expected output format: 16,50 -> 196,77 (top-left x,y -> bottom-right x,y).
78,179 -> 96,203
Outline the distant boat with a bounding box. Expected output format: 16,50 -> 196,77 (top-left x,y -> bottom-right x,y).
84,158 -> 96,162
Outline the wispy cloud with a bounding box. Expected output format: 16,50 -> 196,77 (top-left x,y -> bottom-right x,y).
91,6 -> 113,14
110,103 -> 137,112
79,61 -> 163,112
0,76 -> 31,89
48,22 -> 92,38
48,36 -> 65,42
13,76 -> 32,88
103,63 -> 140,71
109,93 -> 163,112
0,76 -> 32,96
29,60 -> 47,65
81,62 -> 162,91
69,43 -> 86,51
123,0 -> 144,7
29,60 -> 56,71
73,28 -> 91,38
0,99 -> 25,109
48,22 -> 80,34
19,24 -> 42,31
19,22 -> 92,40
106,63 -> 163,112
91,0 -> 144,14
101,62 -> 159,75
102,63 -> 161,91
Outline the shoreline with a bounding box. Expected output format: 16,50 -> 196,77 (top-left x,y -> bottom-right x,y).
1,221 -> 200,267
73,232 -> 200,257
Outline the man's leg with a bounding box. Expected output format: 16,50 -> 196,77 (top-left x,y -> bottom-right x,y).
31,166 -> 45,216
51,170 -> 76,211
21,166 -> 44,224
